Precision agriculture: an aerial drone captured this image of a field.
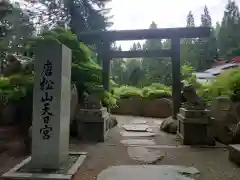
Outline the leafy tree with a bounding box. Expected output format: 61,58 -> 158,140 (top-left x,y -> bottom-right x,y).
28,0 -> 112,35
196,5 -> 218,71
181,11 -> 198,67
140,22 -> 172,85
1,2 -> 34,54
218,0 -> 240,59
111,44 -> 126,85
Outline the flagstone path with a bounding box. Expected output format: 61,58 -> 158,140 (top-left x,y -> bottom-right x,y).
1,115 -> 240,180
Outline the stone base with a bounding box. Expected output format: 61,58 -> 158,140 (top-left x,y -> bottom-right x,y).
1,152 -> 87,180
179,108 -> 210,118
177,114 -> 215,146
81,121 -> 109,142
229,144 -> 240,165
79,108 -> 110,142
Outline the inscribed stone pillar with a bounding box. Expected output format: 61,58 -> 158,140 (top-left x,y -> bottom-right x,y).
31,40 -> 72,169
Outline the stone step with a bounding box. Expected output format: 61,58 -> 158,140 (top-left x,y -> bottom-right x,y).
229,144 -> 240,165
97,165 -> 200,180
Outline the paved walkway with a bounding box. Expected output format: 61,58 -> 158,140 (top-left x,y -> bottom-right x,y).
73,115 -> 240,180
1,115 -> 240,180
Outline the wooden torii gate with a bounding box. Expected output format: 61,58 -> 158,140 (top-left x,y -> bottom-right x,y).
79,27 -> 210,119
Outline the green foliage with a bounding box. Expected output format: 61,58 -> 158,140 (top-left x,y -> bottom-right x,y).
200,69 -> 240,102
26,28 -> 99,64
102,91 -> 117,108
144,90 -> 171,100
113,83 -> 171,100
113,86 -> 143,99
181,64 -> 200,88
0,75 -> 33,105
218,0 -> 240,59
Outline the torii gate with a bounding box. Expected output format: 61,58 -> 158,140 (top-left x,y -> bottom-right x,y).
78,27 -> 210,119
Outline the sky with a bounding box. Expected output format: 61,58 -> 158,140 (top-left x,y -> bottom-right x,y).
11,0 -> 240,50
105,0 -> 240,50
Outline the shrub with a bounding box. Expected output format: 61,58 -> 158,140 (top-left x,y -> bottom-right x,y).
199,69 -> 240,102
113,86 -> 142,99
113,84 -> 172,100
102,91 -> 117,108
145,90 -> 171,100
0,75 -> 33,105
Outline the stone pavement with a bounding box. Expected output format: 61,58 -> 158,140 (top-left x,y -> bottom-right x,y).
92,115 -> 240,180
1,115 -> 240,180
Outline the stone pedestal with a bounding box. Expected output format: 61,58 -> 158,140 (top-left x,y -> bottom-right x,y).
177,108 -> 215,145
229,144 -> 240,165
78,107 -> 110,142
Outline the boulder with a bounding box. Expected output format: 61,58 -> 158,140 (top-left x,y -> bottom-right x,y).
143,98 -> 172,118
160,117 -> 178,134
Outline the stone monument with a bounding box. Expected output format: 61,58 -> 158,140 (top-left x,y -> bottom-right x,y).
177,85 -> 215,145
77,88 -> 110,142
1,40 -> 87,180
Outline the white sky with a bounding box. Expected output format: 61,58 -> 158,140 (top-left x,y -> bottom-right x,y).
11,0 -> 240,50
105,0 -> 240,49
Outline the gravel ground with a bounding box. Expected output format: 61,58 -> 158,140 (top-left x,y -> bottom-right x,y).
1,115 -> 240,180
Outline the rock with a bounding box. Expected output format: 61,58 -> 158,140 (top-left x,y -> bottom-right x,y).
143,98 -> 172,118
127,147 -> 165,164
120,131 -> 156,137
121,139 -> 156,146
123,124 -> 149,132
160,117 -> 178,134
97,165 -> 200,180
132,120 -> 147,124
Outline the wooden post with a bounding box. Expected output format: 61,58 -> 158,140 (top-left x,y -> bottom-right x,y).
100,41 -> 111,91
171,37 -> 181,120
99,41 -> 111,112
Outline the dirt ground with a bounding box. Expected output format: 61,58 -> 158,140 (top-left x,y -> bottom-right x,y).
1,115 -> 240,180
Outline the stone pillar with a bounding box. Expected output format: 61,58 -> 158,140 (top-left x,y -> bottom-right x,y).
31,40 -> 72,169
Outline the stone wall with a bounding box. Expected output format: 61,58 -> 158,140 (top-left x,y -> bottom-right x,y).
111,97 -> 172,118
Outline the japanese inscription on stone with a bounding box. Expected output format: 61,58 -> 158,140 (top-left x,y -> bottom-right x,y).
39,60 -> 54,140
